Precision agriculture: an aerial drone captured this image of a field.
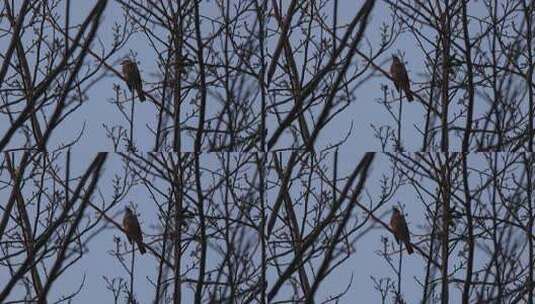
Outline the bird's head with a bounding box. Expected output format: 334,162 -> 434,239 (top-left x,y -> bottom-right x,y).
392,55 -> 400,62
392,206 -> 400,214
125,206 -> 133,214
121,59 -> 133,66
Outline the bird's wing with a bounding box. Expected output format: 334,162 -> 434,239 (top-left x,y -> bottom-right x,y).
122,65 -> 133,90
130,214 -> 143,242
400,64 -> 411,89
123,216 -> 133,243
390,216 -> 401,243
132,63 -> 142,85
133,215 -> 143,242
390,64 -> 401,91
399,216 -> 411,242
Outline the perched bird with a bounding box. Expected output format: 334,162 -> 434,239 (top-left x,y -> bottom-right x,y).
123,207 -> 146,254
390,55 -> 414,102
121,59 -> 146,102
389,207 -> 414,255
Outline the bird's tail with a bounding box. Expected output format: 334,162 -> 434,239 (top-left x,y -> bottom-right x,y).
137,88 -> 146,102
405,241 -> 414,255
137,241 -> 146,254
406,90 -> 414,102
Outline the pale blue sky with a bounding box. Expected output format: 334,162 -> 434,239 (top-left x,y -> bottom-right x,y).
1,1 -> 527,303
1,0 -> 431,154
3,152 -> 525,303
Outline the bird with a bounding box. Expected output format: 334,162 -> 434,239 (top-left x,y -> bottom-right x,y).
121,59 -> 146,102
390,55 -> 414,102
389,207 -> 414,255
123,207 -> 146,254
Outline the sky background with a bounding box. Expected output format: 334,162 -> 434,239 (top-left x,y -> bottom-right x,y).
1,0 -> 434,155
2,152 -> 521,303
1,0 -> 526,303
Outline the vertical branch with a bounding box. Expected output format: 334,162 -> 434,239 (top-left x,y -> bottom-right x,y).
154,195 -> 171,304
490,152 -> 503,300
154,45 -> 171,151
256,153 -> 267,303
173,154 -> 184,304
332,148 -> 338,205
421,201 -> 440,303
222,0 -> 234,149
525,154 -> 534,304
461,154 -> 474,304
129,91 -> 135,151
397,90 -> 403,151
396,243 -> 403,301
489,0 -> 502,149
333,0 -> 338,53
254,0 -> 267,151
523,0 -> 534,151
421,53 -> 439,151
193,153 -> 207,303
439,154 -> 450,304
460,0 -> 475,151
172,0 -> 183,152
64,0 -> 70,58
193,1 -> 207,152
129,243 -> 135,303
440,4 -> 451,152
